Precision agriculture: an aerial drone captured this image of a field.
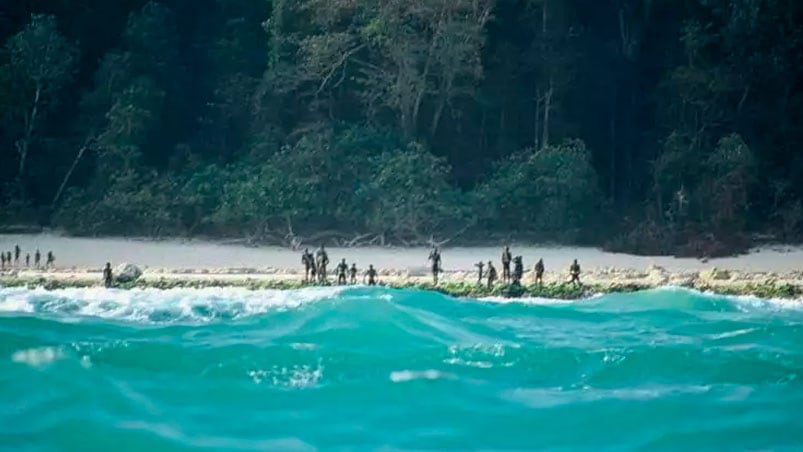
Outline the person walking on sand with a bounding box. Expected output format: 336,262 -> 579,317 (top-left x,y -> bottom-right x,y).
501,246 -> 512,283
569,259 -> 581,286
25,253 -> 30,268
46,251 -> 55,269
428,247 -> 442,285
364,265 -> 378,286
336,258 -> 348,285
487,261 -> 498,290
534,259 -> 545,286
349,263 -> 358,285
475,261 -> 485,285
316,245 -> 329,283
34,249 -> 41,269
103,262 -> 114,288
14,245 -> 20,265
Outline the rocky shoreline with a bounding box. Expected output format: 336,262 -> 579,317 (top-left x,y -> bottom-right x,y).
1,265 -> 802,300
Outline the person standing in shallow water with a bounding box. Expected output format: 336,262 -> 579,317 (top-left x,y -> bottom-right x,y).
336,259 -> 348,285
501,246 -> 512,283
364,265 -> 378,286
103,263 -> 114,288
1,253 -> 5,270
25,253 -> 30,268
487,261 -> 498,289
34,249 -> 41,269
316,245 -> 329,283
14,245 -> 20,265
475,261 -> 484,285
569,259 -> 581,286
534,259 -> 545,286
349,263 -> 358,285
428,247 -> 442,285
46,251 -> 55,269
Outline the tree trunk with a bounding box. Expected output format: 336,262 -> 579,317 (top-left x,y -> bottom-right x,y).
52,143 -> 91,208
18,84 -> 42,178
534,86 -> 541,150
542,76 -> 553,149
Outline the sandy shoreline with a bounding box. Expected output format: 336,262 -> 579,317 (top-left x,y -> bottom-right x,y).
1,233 -> 802,296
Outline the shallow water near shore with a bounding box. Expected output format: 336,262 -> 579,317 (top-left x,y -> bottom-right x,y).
1,286 -> 802,450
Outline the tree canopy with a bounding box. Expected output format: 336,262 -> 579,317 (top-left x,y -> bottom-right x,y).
1,0 -> 802,255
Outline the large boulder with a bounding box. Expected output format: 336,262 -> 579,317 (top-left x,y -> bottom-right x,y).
115,263 -> 143,283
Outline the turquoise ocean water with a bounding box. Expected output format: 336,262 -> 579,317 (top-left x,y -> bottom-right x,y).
1,285 -> 802,451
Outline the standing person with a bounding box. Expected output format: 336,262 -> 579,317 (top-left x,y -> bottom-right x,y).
501,246 -> 512,283
34,249 -> 41,269
316,245 -> 329,283
474,261 -> 485,285
14,245 -> 20,265
5,252 -> 11,268
513,256 -> 524,285
302,248 -> 313,282
428,247 -> 442,285
46,251 -> 55,269
25,253 -> 30,268
487,261 -> 498,290
349,263 -> 358,285
569,259 -> 581,286
336,258 -> 348,285
364,265 -> 378,286
1,252 -> 5,270
534,259 -> 545,286
103,262 -> 114,288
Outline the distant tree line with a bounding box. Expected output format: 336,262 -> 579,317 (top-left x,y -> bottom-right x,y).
1,0 -> 802,255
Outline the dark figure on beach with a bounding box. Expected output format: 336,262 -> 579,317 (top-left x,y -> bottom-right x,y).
5,252 -> 11,268
14,245 -> 20,264
1,253 -> 5,270
103,262 -> 114,288
349,264 -> 358,285
316,245 -> 329,283
474,261 -> 484,285
337,259 -> 348,285
513,256 -> 524,285
428,247 -> 442,285
34,249 -> 41,269
25,254 -> 30,268
569,259 -> 581,286
501,246 -> 512,283
364,265 -> 378,286
487,261 -> 498,289
534,259 -> 545,286
302,248 -> 313,282
46,251 -> 54,269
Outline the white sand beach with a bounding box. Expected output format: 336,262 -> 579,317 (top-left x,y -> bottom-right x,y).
1,232 -> 801,272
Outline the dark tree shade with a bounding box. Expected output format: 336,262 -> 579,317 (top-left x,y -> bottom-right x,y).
2,0 -> 803,255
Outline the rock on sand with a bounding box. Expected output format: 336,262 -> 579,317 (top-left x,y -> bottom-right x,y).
115,263 -> 143,282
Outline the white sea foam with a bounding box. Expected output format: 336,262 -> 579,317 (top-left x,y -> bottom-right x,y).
390,370 -> 455,383
0,286 -> 346,322
11,346 -> 65,367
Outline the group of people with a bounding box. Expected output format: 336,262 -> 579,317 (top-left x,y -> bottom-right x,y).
428,245 -> 582,289
0,245 -> 54,270
301,246 -> 379,286
474,247 -> 581,288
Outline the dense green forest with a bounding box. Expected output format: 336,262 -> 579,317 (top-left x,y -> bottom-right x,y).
1,0 -> 802,255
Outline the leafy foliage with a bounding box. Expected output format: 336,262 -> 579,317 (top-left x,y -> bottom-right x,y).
1,0 -> 803,254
